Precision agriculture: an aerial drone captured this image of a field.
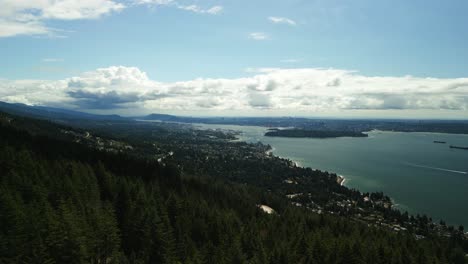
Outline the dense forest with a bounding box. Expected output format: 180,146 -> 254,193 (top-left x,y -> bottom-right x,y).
0,113 -> 468,263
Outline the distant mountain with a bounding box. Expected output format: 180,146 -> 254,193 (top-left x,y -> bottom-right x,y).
0,101 -> 128,121
140,112 -> 468,134
140,113 -> 179,121
3,101 -> 468,134
139,113 -> 314,126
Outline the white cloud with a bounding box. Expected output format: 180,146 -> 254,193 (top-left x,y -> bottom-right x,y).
0,19 -> 49,37
205,6 -> 223,15
268,16 -> 296,26
65,66 -> 167,109
41,0 -> 125,20
249,32 -> 269,40
177,5 -> 223,14
0,78 -> 70,107
1,66 -> 467,118
135,0 -> 223,15
0,0 -> 224,37
245,67 -> 281,73
0,0 -> 125,37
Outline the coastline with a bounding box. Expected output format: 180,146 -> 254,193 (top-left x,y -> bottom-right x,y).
266,146 -> 345,186
221,124 -> 467,227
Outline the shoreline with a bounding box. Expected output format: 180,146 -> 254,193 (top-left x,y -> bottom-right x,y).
237,127 -> 466,227
266,146 -> 345,186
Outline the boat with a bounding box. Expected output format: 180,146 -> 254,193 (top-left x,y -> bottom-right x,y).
433,141 -> 446,144
449,145 -> 468,150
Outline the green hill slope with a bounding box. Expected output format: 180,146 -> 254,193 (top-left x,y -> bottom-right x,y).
0,114 -> 467,264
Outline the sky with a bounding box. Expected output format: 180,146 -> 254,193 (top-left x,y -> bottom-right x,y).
0,0 -> 467,118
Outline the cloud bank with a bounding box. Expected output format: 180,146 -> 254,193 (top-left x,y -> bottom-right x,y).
0,0 -> 223,37
0,0 -> 125,37
1,66 -> 467,118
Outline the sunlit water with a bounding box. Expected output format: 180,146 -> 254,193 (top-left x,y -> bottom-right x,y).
195,123 -> 468,227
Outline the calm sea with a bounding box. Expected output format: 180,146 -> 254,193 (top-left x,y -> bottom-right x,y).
196,123 -> 468,228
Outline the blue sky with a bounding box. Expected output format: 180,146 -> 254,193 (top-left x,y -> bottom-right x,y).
0,0 -> 467,118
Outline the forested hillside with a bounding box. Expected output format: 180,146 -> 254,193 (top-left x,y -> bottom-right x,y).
0,115 -> 467,263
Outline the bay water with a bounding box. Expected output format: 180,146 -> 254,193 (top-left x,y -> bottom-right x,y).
196,123 -> 468,227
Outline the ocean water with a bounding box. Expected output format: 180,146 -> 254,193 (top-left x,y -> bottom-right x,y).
196,123 -> 468,227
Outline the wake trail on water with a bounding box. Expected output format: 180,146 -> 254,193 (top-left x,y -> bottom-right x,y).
404,162 -> 468,175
